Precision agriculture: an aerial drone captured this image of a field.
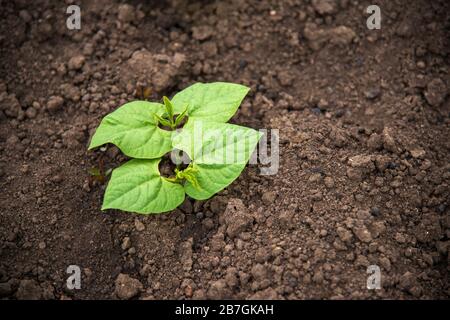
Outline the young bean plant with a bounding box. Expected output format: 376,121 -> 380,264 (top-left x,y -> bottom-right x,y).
89,82 -> 262,214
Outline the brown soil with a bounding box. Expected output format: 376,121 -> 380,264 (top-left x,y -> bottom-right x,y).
0,0 -> 449,300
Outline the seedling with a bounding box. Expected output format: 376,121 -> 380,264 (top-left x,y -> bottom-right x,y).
88,157 -> 112,184
88,82 -> 262,214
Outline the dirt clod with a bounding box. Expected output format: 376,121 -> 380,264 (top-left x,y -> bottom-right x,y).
68,55 -> 85,71
47,96 -> 64,112
16,280 -> 42,300
117,4 -> 136,23
424,78 -> 447,107
223,199 -> 254,239
114,274 -> 143,300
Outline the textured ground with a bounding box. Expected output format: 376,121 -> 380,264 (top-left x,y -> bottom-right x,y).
0,0 -> 449,299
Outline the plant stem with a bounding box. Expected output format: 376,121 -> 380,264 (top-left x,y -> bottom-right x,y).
165,176 -> 182,184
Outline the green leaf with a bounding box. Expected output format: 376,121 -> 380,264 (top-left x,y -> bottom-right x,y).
171,82 -> 250,123
88,101 -> 173,159
174,106 -> 188,127
173,120 -> 262,165
176,166 -> 200,189
153,113 -> 172,128
102,159 -> 185,214
172,120 -> 262,200
163,96 -> 174,120
183,163 -> 246,200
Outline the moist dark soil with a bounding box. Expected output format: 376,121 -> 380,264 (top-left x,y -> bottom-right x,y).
0,0 -> 449,300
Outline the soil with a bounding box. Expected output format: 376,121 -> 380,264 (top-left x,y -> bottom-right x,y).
0,0 -> 449,300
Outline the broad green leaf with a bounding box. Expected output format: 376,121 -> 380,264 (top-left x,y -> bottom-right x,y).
172,120 -> 262,200
102,159 -> 185,214
171,82 -> 250,123
172,120 -> 262,165
183,163 -> 247,200
88,101 -> 173,159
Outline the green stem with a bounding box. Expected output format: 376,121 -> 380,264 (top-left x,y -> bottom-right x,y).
165,176 -> 183,184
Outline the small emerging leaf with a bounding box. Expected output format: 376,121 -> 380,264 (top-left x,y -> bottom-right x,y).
184,173 -> 200,189
176,166 -> 200,189
174,106 -> 188,127
163,96 -> 174,120
153,113 -> 172,128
